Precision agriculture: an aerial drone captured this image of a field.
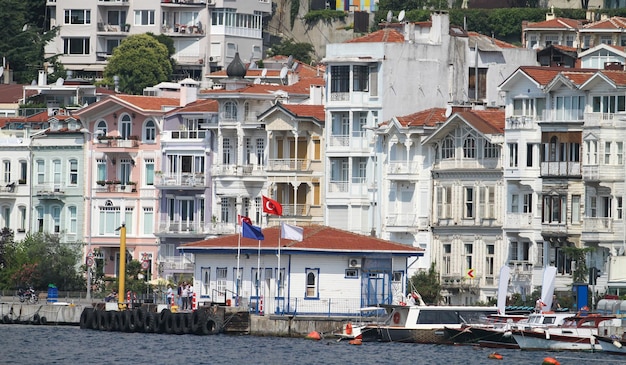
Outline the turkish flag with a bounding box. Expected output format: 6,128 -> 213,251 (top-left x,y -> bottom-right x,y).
237,214 -> 252,225
262,195 -> 282,216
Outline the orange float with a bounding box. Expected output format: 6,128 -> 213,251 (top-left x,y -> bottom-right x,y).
349,338 -> 362,345
542,357 -> 560,365
488,352 -> 503,360
305,331 -> 321,340
345,322 -> 353,336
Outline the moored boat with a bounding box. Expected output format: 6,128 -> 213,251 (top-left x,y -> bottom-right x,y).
594,335 -> 626,355
511,314 -> 615,351
360,303 -> 498,343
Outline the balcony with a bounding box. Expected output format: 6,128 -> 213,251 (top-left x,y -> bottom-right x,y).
97,0 -> 129,5
97,138 -> 140,149
583,164 -> 624,182
281,204 -> 310,217
387,162 -> 419,179
267,159 -> 311,172
156,221 -> 235,236
385,214 -> 417,227
506,115 -> 536,130
161,0 -> 206,6
540,161 -> 581,177
156,173 -> 206,188
0,182 -> 18,197
584,112 -> 621,127
35,184 -> 66,199
504,213 -> 535,230
441,275 -> 480,291
509,261 -> 533,281
211,164 -> 264,178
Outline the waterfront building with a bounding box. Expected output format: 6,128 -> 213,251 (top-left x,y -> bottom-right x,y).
43,0 -> 271,81
183,225 -> 423,315
74,93 -> 181,281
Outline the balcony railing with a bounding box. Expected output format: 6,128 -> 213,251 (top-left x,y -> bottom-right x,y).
156,174 -> 206,187
328,180 -> 349,193
211,164 -> 264,177
506,115 -> 536,129
97,138 -> 140,148
583,217 -> 612,231
540,161 -> 581,177
385,214 -> 417,227
387,162 -> 419,176
170,130 -> 207,139
281,204 -> 310,217
266,158 -> 310,171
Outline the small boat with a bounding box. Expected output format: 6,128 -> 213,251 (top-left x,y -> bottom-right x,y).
594,335 -> 626,355
335,307 -> 385,341
511,314 -> 615,351
359,298 -> 498,343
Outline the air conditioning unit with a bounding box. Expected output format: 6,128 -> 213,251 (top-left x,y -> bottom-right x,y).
209,56 -> 221,63
348,258 -> 361,268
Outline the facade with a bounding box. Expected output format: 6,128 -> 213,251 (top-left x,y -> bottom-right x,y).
74,93 -> 181,281
181,225 -> 423,315
43,0 -> 271,81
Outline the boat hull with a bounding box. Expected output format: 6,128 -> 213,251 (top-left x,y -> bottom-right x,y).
595,336 -> 626,355
512,331 -> 600,351
361,326 -> 449,344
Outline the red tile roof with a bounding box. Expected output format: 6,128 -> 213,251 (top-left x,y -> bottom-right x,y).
458,110 -> 505,134
467,31 -> 518,49
280,104 -> 325,122
395,108 -> 449,127
518,66 -> 566,86
169,98 -> 218,114
114,95 -> 180,111
0,84 -> 28,103
200,77 -> 323,96
524,17 -> 583,29
182,225 -> 423,254
346,29 -> 405,43
583,16 -> 626,30
599,70 -> 626,86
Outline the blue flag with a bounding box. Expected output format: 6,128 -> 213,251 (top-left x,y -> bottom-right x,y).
242,221 -> 264,240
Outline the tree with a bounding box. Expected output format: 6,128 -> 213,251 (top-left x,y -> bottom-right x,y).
0,0 -> 59,84
408,262 -> 442,305
103,34 -> 173,95
562,246 -> 593,284
266,38 -> 315,65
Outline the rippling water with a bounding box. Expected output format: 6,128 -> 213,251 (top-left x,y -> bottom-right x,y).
1,324 -> 622,365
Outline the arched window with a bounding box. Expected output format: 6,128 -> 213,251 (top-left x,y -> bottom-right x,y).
243,101 -> 250,121
441,136 -> 455,159
145,120 -> 156,142
305,269 -> 319,298
96,120 -> 107,136
463,136 -> 476,158
224,101 -> 237,121
120,115 -> 132,140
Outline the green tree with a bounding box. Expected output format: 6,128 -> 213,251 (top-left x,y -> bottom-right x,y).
0,0 -> 59,84
562,246 -> 593,284
103,34 -> 173,95
267,38 -> 315,65
408,262 -> 442,305
0,232 -> 84,291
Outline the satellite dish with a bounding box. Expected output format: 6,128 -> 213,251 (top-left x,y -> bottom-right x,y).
261,68 -> 267,78
55,77 -> 64,86
386,10 -> 393,23
253,78 -> 261,84
444,105 -> 452,118
398,10 -> 405,22
279,66 -> 288,80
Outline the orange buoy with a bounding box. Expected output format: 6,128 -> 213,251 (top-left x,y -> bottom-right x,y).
542,357 -> 560,365
345,322 -> 353,336
305,331 -> 321,340
349,338 -> 362,345
488,352 -> 503,360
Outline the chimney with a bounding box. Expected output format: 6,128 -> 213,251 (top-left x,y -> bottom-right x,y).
38,70 -> 47,86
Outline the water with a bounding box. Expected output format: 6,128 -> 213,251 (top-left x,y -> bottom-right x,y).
0,324 -> 623,365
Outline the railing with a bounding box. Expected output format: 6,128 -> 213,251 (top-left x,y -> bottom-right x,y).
281,204 -> 310,217
170,130 -> 206,139
156,174 -> 206,187
540,161 -> 581,177
328,180 -> 349,193
385,214 -> 417,227
211,164 -> 264,177
328,135 -> 349,147
158,220 -> 206,234
97,138 -> 140,148
506,115 -> 536,129
266,158 -> 310,171
387,161 -> 419,175
583,217 -> 612,231
278,297 -> 365,317
330,92 -> 350,101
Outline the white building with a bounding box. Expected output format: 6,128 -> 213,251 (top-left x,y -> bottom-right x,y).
43,0 -> 271,81
181,225 -> 423,315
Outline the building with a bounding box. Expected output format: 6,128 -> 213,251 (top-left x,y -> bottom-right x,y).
43,0 -> 271,81
181,225 -> 423,315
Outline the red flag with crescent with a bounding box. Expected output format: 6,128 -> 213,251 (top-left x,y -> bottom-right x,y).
262,195 -> 282,216
237,214 -> 252,225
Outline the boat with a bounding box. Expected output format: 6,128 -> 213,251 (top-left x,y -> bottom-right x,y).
594,335 -> 626,355
444,311 -> 571,348
511,314 -> 615,351
593,317 -> 626,354
334,307 -> 385,341
359,302 -> 498,343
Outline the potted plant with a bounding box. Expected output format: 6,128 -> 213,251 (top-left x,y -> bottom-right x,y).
96,180 -> 106,186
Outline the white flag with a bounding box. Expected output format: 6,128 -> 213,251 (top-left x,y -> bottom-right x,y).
281,222 -> 303,241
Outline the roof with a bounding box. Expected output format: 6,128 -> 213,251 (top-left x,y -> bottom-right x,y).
524,17 -> 583,30
395,108 -> 449,128
167,98 -> 218,114
0,84 -> 30,103
200,77 -> 323,97
468,32 -> 518,50
583,16 -> 626,30
457,110 -> 505,134
346,29 -> 405,43
278,104 -> 325,122
114,95 -> 180,112
181,225 -> 423,255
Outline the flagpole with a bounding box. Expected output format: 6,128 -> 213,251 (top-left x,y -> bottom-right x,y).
236,224 -> 241,307
277,225 -> 281,315
257,238 -> 261,314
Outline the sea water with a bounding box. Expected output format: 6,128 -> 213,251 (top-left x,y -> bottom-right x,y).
0,324 -> 621,365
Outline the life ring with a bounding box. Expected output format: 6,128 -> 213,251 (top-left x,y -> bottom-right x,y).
393,312 -> 401,324
346,322 -> 353,336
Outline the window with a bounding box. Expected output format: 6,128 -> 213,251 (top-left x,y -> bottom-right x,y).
442,244 -> 451,274
463,137 -> 476,158
600,35 -> 613,45
465,243 -> 473,270
585,140 -> 598,165
69,159 -> 78,185
222,138 -> 232,164
143,207 -> 154,235
68,206 -> 77,234
465,187 -> 474,218
134,10 -> 155,25
36,160 -> 45,184
528,35 -> 538,49
20,161 -> 27,184
369,65 -> 378,96
618,142 -> 624,165
233,267 -> 243,298
441,137 -> 455,159
64,9 -> 91,25
484,141 -> 499,158
120,115 -> 131,139
120,159 -> 131,185
1,206 -> 9,229
510,241 -> 519,261
201,267 -> 210,296
18,206 -> 26,232
565,35 -> 574,47
345,269 -> 358,278
480,186 -> 495,219
224,101 -> 237,120
436,186 -> 451,219
52,206 -> 61,233
145,120 -> 156,142
511,194 -> 519,213
107,10 -> 126,26
469,67 -> 487,99
592,95 -> 626,114
353,65 -> 369,92
145,159 -> 154,186
526,144 -> 533,167
572,195 -> 581,223
544,34 -> 559,46
555,95 -> 585,121
36,206 -> 43,232
486,244 -> 495,276
63,38 -> 90,55
97,159 -> 106,182
255,138 -> 264,166
543,195 -> 567,223
509,143 -> 518,167
305,269 -> 319,298
99,201 -> 121,235
3,160 -> 9,183
96,120 -> 107,136
523,193 -> 533,213
537,242 -> 544,266
618,197 -> 624,220
331,65 -> 350,93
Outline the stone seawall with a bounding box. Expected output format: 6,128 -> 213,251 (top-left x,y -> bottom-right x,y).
0,301 -> 85,324
251,315 -> 347,337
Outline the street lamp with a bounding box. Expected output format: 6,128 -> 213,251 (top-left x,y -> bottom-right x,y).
80,128 -> 103,300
